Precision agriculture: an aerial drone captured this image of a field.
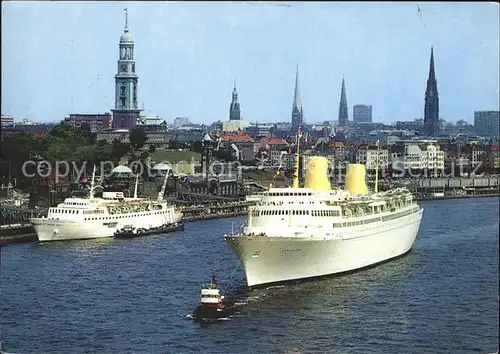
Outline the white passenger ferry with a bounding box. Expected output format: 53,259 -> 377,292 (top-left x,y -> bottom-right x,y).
30,167 -> 182,242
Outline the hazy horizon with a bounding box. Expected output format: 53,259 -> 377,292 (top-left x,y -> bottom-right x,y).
2,1 -> 499,125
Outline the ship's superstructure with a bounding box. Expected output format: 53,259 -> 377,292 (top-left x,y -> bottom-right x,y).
224,132 -> 424,287
30,168 -> 182,242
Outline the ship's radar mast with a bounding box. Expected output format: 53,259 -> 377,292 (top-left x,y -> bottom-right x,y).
292,124 -> 302,188
211,262 -> 217,287
374,139 -> 380,193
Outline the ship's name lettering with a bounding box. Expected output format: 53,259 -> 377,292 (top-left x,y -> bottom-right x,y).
281,248 -> 302,253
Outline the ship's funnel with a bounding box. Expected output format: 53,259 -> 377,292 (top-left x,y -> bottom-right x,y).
304,156 -> 331,191
345,164 -> 369,195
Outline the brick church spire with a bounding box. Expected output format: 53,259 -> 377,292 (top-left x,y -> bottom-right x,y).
424,47 -> 439,137
338,77 -> 348,127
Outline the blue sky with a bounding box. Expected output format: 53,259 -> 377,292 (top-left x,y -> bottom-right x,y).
2,1 -> 499,125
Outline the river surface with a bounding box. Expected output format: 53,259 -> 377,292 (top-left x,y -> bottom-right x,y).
1,197 -> 498,353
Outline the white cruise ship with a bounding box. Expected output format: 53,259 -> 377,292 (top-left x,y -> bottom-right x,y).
29,167 -> 182,242
224,140 -> 424,288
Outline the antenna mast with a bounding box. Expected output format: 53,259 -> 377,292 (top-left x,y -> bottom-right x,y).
157,168 -> 169,201
133,173 -> 139,199
374,140 -> 380,193
89,165 -> 96,200
292,125 -> 302,188
211,261 -> 217,287
269,158 -> 283,189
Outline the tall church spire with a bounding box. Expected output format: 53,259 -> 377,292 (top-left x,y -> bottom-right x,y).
112,9 -> 141,129
291,65 -> 304,133
428,46 -> 435,80
293,65 -> 302,113
229,79 -> 241,121
338,77 -> 348,126
424,47 -> 439,137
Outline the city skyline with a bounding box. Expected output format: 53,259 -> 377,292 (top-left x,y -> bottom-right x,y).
2,2 -> 499,125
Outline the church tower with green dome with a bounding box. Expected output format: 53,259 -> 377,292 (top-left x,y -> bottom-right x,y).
111,9 -> 142,129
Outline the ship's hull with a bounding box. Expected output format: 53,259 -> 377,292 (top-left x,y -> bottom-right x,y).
114,222 -> 185,239
30,211 -> 182,242
193,305 -> 237,322
225,208 -> 423,287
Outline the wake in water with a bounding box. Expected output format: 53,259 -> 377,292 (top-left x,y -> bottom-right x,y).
265,285 -> 287,289
185,313 -> 232,323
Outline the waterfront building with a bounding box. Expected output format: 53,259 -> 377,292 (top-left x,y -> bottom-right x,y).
95,130 -> 201,149
290,66 -> 304,134
489,145 -> 500,169
246,124 -> 273,137
64,113 -> 111,132
1,123 -> 56,140
174,117 -> 189,129
471,146 -> 488,168
394,119 -> 424,132
111,9 -> 142,129
338,78 -> 349,127
137,109 -> 166,126
353,105 -> 372,123
229,80 -> 241,121
474,111 -> 500,137
391,140 -> 445,173
356,144 -> 390,170
222,120 -> 251,132
1,115 -> 14,126
424,47 -> 440,137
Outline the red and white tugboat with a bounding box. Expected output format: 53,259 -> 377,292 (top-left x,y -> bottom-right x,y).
193,266 -> 237,322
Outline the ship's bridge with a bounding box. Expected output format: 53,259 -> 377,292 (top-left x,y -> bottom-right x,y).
62,198 -> 92,206
247,188 -> 350,205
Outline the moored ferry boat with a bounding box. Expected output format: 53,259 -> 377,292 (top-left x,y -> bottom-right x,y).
29,167 -> 182,242
224,132 -> 424,288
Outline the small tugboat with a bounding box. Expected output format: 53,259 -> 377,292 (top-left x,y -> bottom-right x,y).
114,225 -> 138,238
193,266 -> 237,322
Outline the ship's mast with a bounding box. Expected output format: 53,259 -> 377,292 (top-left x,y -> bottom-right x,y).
157,168 -> 170,201
268,159 -> 283,189
211,263 -> 217,287
133,173 -> 139,199
374,140 -> 380,193
89,165 -> 96,200
292,125 -> 302,188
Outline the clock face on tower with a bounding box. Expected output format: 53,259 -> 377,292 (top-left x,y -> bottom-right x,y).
121,64 -> 127,72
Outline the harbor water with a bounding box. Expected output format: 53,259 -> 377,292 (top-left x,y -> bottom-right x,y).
1,197 -> 498,353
